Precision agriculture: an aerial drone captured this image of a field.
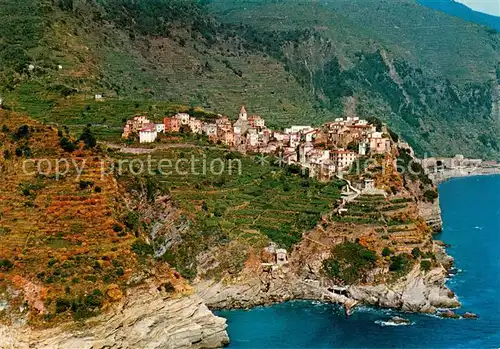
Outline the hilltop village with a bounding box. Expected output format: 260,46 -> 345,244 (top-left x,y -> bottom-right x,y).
122,106 -> 392,181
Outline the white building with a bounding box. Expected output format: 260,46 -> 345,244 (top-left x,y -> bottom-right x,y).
284,125 -> 313,134
156,123 -> 165,133
331,149 -> 357,170
139,123 -> 158,143
358,142 -> 368,156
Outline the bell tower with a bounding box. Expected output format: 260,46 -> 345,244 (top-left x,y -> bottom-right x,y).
239,105 -> 247,121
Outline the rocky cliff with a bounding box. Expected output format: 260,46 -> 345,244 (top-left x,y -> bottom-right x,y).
0,284 -> 229,349
196,237 -> 459,315
418,198 -> 443,233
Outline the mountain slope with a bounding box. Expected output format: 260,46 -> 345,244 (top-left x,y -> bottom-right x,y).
418,0 -> 500,31
0,0 -> 499,158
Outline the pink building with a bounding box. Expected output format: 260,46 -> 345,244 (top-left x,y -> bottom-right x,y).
122,115 -> 151,139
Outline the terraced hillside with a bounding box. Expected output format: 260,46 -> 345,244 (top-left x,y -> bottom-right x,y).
0,0 -> 499,159
115,146 -> 343,279
0,110 -> 193,326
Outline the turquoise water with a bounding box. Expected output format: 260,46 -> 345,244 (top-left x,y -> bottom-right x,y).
216,175 -> 500,348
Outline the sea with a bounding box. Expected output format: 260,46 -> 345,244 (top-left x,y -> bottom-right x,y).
215,175 -> 500,348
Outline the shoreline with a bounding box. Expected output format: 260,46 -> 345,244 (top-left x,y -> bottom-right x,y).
425,166 -> 500,185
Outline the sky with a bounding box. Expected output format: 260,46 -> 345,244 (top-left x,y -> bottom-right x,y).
454,0 -> 500,16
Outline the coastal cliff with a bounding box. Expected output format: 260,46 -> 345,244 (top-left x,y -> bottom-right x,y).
418,198 -> 443,233
0,285 -> 229,349
196,238 -> 459,315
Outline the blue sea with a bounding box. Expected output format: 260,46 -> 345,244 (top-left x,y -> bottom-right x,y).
216,175 -> 500,348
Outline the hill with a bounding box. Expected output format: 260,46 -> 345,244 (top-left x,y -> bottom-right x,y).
418,0 -> 500,31
0,0 -> 499,158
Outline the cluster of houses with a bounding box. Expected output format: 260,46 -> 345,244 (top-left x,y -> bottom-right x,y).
122,106 -> 392,179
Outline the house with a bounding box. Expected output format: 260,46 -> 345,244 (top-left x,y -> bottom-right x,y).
164,117 -> 181,133
303,129 -> 317,142
364,179 -> 375,190
122,115 -> 151,139
247,132 -> 259,147
369,132 -> 391,154
216,116 -> 232,133
175,113 -> 190,125
284,125 -> 313,134
189,118 -> 202,134
202,123 -> 217,137
139,123 -> 158,143
299,141 -> 314,164
156,123 -> 165,133
331,149 -> 357,170
283,149 -> 298,165
276,249 -> 288,265
221,131 -> 235,146
94,94 -> 103,101
248,115 -> 265,128
358,141 -> 368,156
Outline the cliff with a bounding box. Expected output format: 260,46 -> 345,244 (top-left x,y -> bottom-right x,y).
418,198 -> 443,233
0,284 -> 229,349
196,240 -> 459,314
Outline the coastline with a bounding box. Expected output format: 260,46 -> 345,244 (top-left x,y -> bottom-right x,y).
429,168 -> 500,185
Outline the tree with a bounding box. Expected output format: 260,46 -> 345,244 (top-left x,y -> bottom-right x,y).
346,141 -> 359,152
60,137 -> 77,152
78,126 -> 97,149
423,190 -> 438,202
420,260 -> 432,271
382,247 -> 392,257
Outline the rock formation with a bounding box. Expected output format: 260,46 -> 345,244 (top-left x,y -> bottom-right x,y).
0,285 -> 229,349
418,198 -> 443,233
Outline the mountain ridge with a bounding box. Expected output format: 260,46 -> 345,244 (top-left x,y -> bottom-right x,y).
0,0 -> 498,159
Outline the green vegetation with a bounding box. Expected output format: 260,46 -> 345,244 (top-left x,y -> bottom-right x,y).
382,247 -> 393,257
323,241 -> 377,284
389,254 -> 413,274
423,189 -> 439,203
0,0 -> 498,157
420,260 -> 432,271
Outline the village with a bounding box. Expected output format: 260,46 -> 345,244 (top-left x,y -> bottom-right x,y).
121,106 -> 392,181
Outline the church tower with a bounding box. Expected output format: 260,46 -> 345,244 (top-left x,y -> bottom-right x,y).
239,105 -> 248,121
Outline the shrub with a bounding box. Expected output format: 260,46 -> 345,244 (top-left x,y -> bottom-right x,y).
60,137 -> 77,152
55,298 -> 71,313
84,289 -> 103,308
382,247 -> 392,257
79,180 -> 94,190
124,211 -> 140,231
132,239 -> 154,257
420,260 -> 432,271
389,254 -> 412,273
0,259 -> 14,271
115,267 -> 124,276
78,126 -> 97,149
423,190 -> 438,202
323,241 -> 377,284
411,247 -> 421,259
163,281 -> 175,293
112,223 -> 123,232
13,125 -> 30,140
